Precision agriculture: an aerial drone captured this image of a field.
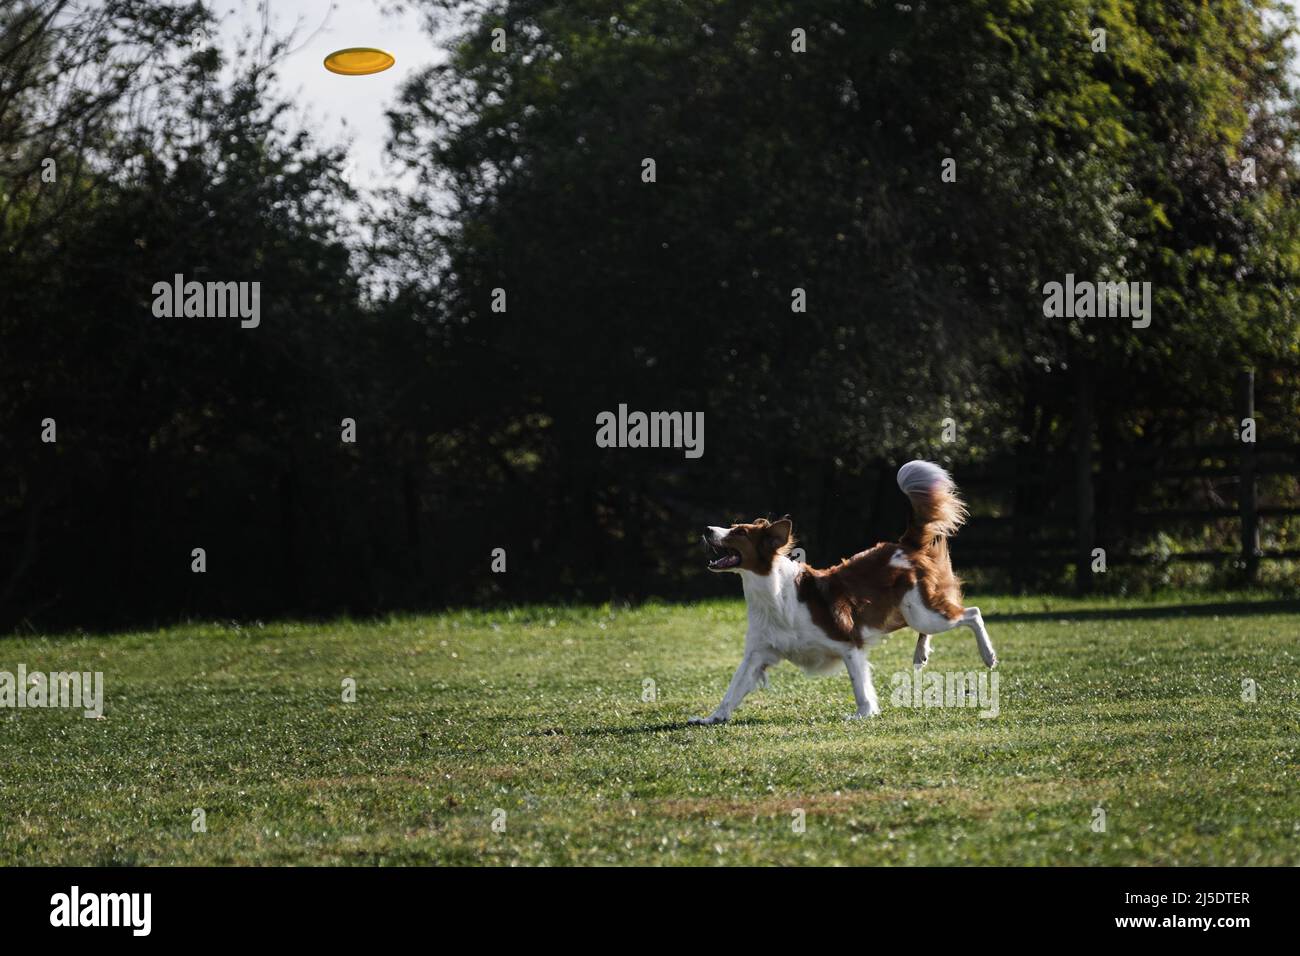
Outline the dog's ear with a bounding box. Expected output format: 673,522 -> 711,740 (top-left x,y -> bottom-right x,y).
765,517 -> 792,549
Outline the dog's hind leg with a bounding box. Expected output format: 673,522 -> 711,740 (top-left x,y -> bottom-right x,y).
900,588 -> 997,669
961,607 -> 997,668
912,633 -> 931,668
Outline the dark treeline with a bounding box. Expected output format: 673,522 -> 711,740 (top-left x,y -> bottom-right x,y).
2,0 -> 1299,630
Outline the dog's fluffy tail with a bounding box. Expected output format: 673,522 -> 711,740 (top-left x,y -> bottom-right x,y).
898,460 -> 967,550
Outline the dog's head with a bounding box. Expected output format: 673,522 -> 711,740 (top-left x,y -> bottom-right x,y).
702,518 -> 794,575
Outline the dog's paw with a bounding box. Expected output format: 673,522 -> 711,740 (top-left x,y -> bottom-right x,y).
977,636 -> 997,668
913,635 -> 932,668
688,714 -> 727,726
845,709 -> 878,721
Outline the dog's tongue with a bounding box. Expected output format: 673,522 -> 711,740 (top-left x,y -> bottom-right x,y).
709,553 -> 741,569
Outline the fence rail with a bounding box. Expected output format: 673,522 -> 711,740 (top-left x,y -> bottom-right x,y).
950,370 -> 1299,590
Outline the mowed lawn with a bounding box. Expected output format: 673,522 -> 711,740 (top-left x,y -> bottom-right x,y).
1,593 -> 1297,865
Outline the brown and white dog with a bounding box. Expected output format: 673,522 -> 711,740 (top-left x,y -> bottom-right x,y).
693,460 -> 996,724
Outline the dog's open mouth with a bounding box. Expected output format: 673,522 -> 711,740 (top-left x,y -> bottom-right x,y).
706,541 -> 742,571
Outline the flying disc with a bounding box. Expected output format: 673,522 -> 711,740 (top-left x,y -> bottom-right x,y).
323,47 -> 395,76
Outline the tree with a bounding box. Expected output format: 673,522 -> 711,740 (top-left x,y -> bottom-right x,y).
384,0 -> 1300,592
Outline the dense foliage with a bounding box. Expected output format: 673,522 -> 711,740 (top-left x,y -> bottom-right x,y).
2,0 -> 1298,627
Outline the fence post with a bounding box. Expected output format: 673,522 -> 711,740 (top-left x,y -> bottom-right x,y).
1011,397 -> 1036,592
1011,466 -> 1028,593
1074,372 -> 1095,594
278,469 -> 298,602
1238,369 -> 1260,582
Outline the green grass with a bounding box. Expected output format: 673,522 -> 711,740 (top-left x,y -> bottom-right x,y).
2,593 -> 1298,865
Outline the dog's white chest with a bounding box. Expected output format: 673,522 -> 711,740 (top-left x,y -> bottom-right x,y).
858,625 -> 888,648
751,617 -> 843,675
742,565 -> 846,675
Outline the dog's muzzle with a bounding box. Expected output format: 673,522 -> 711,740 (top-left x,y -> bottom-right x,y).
703,532 -> 741,571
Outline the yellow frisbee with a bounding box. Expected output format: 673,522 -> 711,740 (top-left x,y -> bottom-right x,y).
323,47 -> 395,76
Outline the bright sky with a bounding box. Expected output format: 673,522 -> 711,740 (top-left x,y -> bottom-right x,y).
216,0 -> 449,188
225,0 -> 1300,197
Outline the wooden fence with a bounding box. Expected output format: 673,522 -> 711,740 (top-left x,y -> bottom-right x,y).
952,370 -> 1300,592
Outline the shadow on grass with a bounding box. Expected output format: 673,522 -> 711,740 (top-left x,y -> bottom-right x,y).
528,718 -> 765,738
988,598 -> 1300,623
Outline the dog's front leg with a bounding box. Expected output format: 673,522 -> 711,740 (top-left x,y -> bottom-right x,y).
689,652 -> 767,725
842,645 -> 880,719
